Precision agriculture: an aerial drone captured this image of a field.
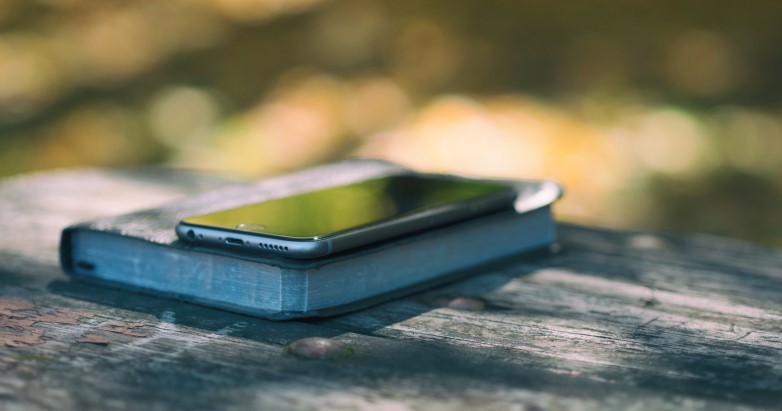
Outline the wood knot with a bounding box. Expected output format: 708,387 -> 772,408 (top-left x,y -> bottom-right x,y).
286,337 -> 352,360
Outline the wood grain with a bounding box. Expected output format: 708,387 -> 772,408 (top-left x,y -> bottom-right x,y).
1,168 -> 780,410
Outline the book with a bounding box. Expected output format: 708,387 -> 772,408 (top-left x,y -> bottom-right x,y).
59,159 -> 562,320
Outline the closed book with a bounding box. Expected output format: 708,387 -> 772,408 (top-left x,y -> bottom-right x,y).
60,159 -> 562,320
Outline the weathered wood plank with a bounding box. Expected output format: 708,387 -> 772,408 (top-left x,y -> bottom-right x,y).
1,168 -> 781,410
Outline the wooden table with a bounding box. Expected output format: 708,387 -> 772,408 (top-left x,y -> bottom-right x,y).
1,168 -> 781,410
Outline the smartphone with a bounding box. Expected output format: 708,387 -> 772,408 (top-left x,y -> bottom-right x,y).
176,174 -> 516,259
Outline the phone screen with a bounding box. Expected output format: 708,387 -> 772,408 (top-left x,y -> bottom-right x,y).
181,175 -> 512,239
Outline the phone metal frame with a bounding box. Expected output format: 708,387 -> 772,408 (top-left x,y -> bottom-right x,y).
176,178 -> 516,259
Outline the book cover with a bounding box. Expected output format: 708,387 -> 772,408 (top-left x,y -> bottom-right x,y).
60,159 -> 562,320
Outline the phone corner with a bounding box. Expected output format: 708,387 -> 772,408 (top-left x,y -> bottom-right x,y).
288,239 -> 333,259
174,222 -> 193,241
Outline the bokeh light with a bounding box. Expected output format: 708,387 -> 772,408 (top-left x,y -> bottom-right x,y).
1,0 -> 781,246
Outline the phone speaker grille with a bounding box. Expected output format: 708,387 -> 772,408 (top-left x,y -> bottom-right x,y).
259,243 -> 289,252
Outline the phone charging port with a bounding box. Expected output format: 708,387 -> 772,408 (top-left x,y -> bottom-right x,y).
225,237 -> 244,246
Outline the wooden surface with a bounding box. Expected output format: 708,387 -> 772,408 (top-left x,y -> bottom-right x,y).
1,168 -> 781,411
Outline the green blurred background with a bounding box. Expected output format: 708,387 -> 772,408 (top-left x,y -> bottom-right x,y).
1,0 -> 781,246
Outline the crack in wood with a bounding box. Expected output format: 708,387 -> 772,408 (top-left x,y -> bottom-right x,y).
636,317 -> 659,329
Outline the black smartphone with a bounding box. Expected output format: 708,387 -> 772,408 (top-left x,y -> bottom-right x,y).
176,174 -> 516,259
